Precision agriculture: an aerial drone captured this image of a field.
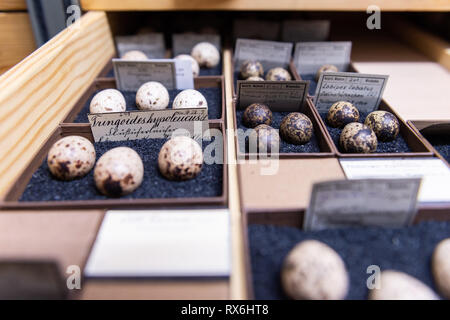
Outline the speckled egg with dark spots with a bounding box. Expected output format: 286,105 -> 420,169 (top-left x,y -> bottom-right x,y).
340,122 -> 378,153
315,64 -> 338,81
327,101 -> 360,128
364,110 -> 400,142
240,60 -> 264,79
243,103 -> 273,128
280,112 -> 313,145
47,135 -> 96,181
246,76 -> 264,81
266,67 -> 292,81
158,136 -> 203,181
94,147 -> 144,197
249,124 -> 280,153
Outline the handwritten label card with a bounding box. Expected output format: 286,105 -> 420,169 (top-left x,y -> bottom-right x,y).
172,33 -> 221,56
236,80 -> 309,111
282,20 -> 330,43
88,108 -> 208,142
293,41 -> 352,74
84,210 -> 230,277
340,158 -> 450,204
304,179 -> 421,231
113,59 -> 194,91
313,72 -> 389,112
234,39 -> 293,71
115,33 -> 166,59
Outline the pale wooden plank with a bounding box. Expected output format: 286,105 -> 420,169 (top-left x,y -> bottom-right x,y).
223,49 -> 247,300
0,11 -> 115,198
0,0 -> 27,11
80,0 -> 450,11
0,13 -> 35,74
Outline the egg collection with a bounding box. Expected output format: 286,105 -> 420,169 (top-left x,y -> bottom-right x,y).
324,100 -> 400,153
47,135 -> 204,197
239,60 -> 292,82
242,103 -> 314,151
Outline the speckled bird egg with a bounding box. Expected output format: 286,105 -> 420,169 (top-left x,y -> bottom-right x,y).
364,110 -> 400,142
174,54 -> 200,77
249,124 -> 280,153
327,101 -> 360,128
90,89 -> 126,114
243,103 -> 272,128
340,122 -> 378,153
158,136 -> 203,181
369,270 -> 438,300
246,76 -> 264,81
94,147 -> 144,197
172,89 -> 208,109
315,64 -> 338,81
47,136 -> 96,181
191,42 -> 220,68
121,50 -> 148,60
280,112 -> 313,145
240,60 -> 264,79
136,81 -> 170,110
281,240 -> 349,300
266,67 -> 292,81
432,238 -> 450,299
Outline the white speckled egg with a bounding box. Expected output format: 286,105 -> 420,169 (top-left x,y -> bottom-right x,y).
266,67 -> 292,81
136,81 -> 170,110
158,136 -> 203,181
121,50 -> 148,60
172,89 -> 208,109
246,76 -> 264,81
174,54 -> 200,77
90,89 -> 126,114
191,42 -> 220,68
47,136 -> 96,181
94,147 -> 144,197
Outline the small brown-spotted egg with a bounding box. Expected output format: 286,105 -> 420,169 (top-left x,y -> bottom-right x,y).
340,122 -> 378,153
266,67 -> 292,81
158,136 -> 203,181
172,89 -> 208,109
364,110 -> 400,142
249,124 -> 280,154
191,42 -> 220,68
315,64 -> 339,81
94,147 -> 144,197
327,101 -> 360,128
280,112 -> 313,145
174,54 -> 200,77
136,81 -> 170,110
121,50 -> 148,60
47,136 -> 96,181
90,89 -> 126,114
240,60 -> 264,79
243,103 -> 272,128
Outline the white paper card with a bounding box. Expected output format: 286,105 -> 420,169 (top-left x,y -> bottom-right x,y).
234,39 -> 293,71
340,158 -> 450,204
314,72 -> 389,112
233,19 -> 280,41
293,41 -> 352,74
282,20 -> 330,43
84,210 -> 231,278
115,33 -> 165,59
304,179 -> 421,231
113,59 -> 194,91
172,33 -> 221,56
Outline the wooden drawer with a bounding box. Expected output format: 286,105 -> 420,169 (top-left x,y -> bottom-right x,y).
0,0 -> 27,11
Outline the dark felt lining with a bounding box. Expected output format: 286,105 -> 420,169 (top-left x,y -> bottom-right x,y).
235,110 -> 321,154
319,111 -> 412,153
73,87 -> 222,123
423,134 -> 450,164
20,138 -> 223,202
248,221 -> 450,300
